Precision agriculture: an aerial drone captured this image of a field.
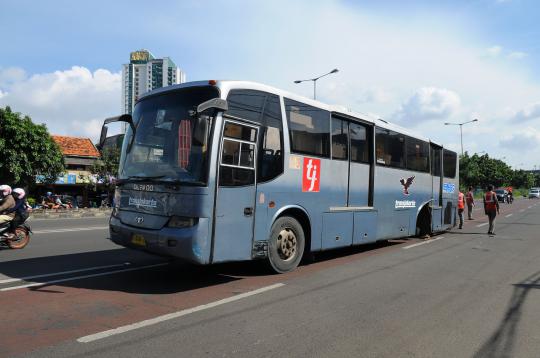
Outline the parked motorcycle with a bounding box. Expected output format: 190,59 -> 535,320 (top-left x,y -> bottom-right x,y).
0,220 -> 32,249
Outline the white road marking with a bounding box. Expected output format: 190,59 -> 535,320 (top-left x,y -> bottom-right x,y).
0,263 -> 169,292
528,206 -> 533,209
505,214 -> 513,218
476,223 -> 489,227
403,237 -> 445,250
0,263 -> 130,284
520,209 -> 525,213
77,283 -> 286,343
32,226 -> 108,234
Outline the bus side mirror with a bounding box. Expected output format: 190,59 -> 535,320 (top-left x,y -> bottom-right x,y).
197,98 -> 228,115
98,114 -> 134,150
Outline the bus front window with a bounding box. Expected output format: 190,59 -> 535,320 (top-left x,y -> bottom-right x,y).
119,86 -> 219,185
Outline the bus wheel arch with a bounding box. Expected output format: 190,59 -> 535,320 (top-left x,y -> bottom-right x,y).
267,207 -> 311,273
416,204 -> 432,237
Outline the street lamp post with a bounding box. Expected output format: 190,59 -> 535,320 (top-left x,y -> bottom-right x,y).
294,68 -> 339,100
444,119 -> 479,155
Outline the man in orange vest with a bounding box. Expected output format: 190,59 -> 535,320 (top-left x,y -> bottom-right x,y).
483,184 -> 500,235
466,186 -> 475,220
457,190 -> 465,229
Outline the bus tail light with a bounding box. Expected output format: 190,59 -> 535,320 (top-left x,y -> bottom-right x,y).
168,216 -> 198,228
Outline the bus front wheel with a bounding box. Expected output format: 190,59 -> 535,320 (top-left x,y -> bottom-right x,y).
268,216 -> 305,273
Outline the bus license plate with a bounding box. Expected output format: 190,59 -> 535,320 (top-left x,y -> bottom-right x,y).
131,234 -> 146,246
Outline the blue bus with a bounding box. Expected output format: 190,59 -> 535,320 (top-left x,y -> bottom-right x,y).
99,80 -> 458,273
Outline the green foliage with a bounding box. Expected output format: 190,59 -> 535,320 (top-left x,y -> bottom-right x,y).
0,106 -> 65,186
91,147 -> 120,190
460,151 -> 537,191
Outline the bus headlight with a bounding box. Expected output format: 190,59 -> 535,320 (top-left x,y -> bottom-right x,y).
167,216 -> 198,228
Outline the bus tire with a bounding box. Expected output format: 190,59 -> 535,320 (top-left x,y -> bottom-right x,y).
267,216 -> 305,274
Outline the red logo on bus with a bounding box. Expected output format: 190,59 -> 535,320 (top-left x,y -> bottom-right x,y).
302,158 -> 321,192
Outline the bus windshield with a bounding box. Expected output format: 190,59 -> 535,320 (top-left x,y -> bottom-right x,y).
119,86 -> 219,185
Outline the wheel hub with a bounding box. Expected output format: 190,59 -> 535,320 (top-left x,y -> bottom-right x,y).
277,228 -> 297,261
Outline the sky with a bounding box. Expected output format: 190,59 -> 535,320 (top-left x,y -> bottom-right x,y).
1,0 -> 540,169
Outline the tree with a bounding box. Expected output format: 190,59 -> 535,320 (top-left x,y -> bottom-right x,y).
0,106 -> 65,187
91,147 -> 120,191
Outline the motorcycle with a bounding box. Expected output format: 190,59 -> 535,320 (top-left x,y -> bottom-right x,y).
0,219 -> 32,249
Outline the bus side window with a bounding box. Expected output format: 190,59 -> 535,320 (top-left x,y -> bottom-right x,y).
443,150 -> 457,178
285,98 -> 330,158
225,90 -> 284,183
331,117 -> 348,160
375,128 -> 405,168
350,122 -> 369,163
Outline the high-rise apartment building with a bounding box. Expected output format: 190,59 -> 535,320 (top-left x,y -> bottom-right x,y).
121,49 -> 186,115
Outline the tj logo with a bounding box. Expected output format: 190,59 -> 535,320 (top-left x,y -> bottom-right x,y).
302,158 -> 321,192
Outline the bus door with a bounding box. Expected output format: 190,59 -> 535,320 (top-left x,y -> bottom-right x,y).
430,144 -> 443,232
212,120 -> 258,262
347,121 -> 376,244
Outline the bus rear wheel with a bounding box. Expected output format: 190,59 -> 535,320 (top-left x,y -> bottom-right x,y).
268,216 -> 305,273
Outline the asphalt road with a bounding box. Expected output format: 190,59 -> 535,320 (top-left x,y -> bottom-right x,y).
1,198 -> 540,357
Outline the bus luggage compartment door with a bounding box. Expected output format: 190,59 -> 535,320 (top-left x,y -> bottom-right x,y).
353,210 -> 377,244
322,212 -> 353,250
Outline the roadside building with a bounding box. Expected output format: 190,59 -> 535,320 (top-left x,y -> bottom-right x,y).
36,135 -> 102,207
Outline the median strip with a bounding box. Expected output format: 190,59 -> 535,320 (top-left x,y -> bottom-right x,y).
77,283 -> 285,343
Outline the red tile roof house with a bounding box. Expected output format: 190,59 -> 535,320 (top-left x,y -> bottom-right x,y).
36,135 -> 103,208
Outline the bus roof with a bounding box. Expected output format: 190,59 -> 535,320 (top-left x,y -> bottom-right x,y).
140,80 -> 435,147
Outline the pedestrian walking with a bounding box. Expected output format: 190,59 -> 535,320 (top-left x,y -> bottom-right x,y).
458,190 -> 465,229
483,184 -> 500,235
466,186 -> 475,219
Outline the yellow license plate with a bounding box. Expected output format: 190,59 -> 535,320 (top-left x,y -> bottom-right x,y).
131,234 -> 146,246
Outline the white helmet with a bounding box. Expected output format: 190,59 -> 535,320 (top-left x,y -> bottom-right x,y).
0,185 -> 12,196
13,188 -> 25,200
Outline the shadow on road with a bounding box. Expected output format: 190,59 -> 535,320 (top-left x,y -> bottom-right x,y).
0,240 -> 403,295
474,270 -> 540,358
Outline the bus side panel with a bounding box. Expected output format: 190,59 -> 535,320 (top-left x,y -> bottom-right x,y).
374,167 -> 432,240
349,162 -> 370,206
353,210 -> 377,244
322,212 -> 353,249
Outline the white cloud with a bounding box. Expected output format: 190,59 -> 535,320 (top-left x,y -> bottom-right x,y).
511,101 -> 540,122
392,87 -> 461,125
0,90 -> 4,99
508,51 -> 527,60
0,66 -> 121,141
486,46 -> 503,57
0,67 -> 26,88
499,128 -> 540,151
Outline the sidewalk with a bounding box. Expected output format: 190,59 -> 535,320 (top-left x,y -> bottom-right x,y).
29,208 -> 112,220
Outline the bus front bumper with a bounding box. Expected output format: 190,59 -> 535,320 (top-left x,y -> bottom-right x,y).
109,216 -> 210,264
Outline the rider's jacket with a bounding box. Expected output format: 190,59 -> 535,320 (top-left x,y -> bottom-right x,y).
0,195 -> 15,219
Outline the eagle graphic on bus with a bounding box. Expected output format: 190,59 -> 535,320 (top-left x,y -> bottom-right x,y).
400,176 -> 415,195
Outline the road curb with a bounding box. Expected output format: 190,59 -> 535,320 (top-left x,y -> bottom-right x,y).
29,208 -> 111,220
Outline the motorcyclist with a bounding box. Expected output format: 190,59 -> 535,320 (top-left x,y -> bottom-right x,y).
3,188 -> 29,238
0,185 -> 16,226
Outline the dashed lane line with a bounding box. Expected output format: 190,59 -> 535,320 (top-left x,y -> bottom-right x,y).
0,263 -> 169,292
0,263 -> 131,285
505,214 -> 513,218
32,226 -> 109,234
403,237 -> 445,250
520,209 -> 526,213
77,283 -> 285,343
476,223 -> 489,228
